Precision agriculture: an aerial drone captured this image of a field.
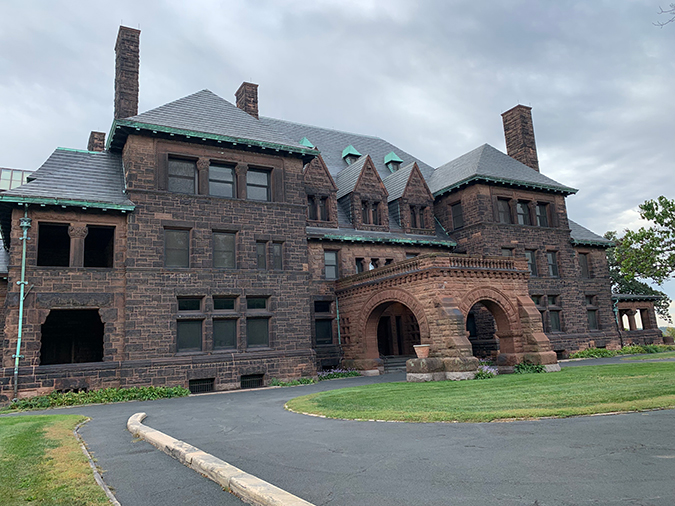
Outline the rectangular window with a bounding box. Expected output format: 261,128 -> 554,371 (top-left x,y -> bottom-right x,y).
213,319 -> 237,349
213,297 -> 236,311
410,207 -> 418,228
213,232 -> 235,268
246,318 -> 269,347
83,226 -> 115,268
587,310 -> 598,330
319,197 -> 328,221
579,253 -> 590,278
536,203 -> 549,227
406,252 -> 418,259
355,258 -> 364,273
314,301 -> 332,313
272,243 -> 283,270
516,201 -> 531,225
525,250 -> 538,276
177,320 -> 202,352
247,297 -> 267,310
247,169 -> 270,201
178,297 -> 202,311
372,203 -> 380,225
501,248 -> 513,257
307,196 -> 317,220
547,251 -> 559,277
362,202 -> 369,224
497,199 -> 512,224
168,158 -> 197,194
315,319 -> 333,346
419,207 -> 426,228
324,251 -> 338,280
549,311 -> 561,332
451,202 -> 464,229
256,242 -> 267,269
37,223 -> 71,267
165,229 -> 190,268
209,164 -> 236,198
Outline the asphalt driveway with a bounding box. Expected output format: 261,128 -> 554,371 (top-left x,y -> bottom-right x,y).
5,361 -> 675,506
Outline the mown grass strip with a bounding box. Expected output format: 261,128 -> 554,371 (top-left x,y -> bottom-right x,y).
622,351 -> 675,361
0,414 -> 109,505
285,362 -> 675,423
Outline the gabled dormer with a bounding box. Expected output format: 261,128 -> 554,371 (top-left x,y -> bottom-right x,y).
335,155 -> 389,231
303,154 -> 338,228
341,145 -> 362,165
383,162 -> 434,235
384,151 -> 403,173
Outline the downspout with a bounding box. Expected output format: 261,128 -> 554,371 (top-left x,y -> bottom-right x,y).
12,207 -> 32,400
335,296 -> 342,346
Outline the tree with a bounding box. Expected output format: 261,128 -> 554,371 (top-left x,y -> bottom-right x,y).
654,3 -> 675,27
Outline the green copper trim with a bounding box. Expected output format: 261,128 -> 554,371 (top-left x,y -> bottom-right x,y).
384,151 -> 403,164
571,238 -> 613,248
308,232 -> 456,248
56,147 -> 102,154
433,174 -> 578,197
299,137 -> 315,148
341,145 -> 362,159
0,194 -> 135,211
107,119 -> 320,156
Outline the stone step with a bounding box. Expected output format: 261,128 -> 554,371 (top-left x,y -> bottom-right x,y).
382,355 -> 415,373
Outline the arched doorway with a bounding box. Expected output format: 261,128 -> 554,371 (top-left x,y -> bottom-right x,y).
466,302 -> 499,360
375,302 -> 421,357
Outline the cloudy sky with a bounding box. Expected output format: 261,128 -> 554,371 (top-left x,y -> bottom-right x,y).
1,0 -> 673,322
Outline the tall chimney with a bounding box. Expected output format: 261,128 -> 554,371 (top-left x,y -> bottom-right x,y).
87,131 -> 106,152
235,82 -> 259,119
501,105 -> 539,172
114,26 -> 140,119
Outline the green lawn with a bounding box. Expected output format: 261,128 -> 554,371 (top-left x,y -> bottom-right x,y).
286,362 -> 675,423
0,415 -> 109,506
622,351 -> 675,361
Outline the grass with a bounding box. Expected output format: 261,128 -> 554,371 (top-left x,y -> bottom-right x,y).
622,351 -> 675,361
0,415 -> 109,505
285,362 -> 675,423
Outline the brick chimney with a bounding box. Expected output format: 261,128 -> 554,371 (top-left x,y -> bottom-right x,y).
87,131 -> 106,152
235,82 -> 259,119
501,105 -> 539,172
114,26 -> 140,119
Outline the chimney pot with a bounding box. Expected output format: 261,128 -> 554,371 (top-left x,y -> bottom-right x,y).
114,26 -> 140,119
235,82 -> 259,119
501,105 -> 540,172
87,132 -> 106,152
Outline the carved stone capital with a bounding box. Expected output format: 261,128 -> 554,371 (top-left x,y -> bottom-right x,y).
68,226 -> 88,239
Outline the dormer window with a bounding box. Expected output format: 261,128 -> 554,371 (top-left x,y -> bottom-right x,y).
384,151 -> 403,173
342,145 -> 362,165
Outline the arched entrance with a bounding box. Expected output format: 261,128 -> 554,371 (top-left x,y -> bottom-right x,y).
466,302 -> 499,360
375,302 -> 420,357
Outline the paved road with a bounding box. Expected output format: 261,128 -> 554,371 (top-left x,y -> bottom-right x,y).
6,361 -> 675,506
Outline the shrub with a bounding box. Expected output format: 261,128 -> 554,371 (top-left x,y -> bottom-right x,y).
513,361 -> 546,374
474,363 -> 498,380
618,344 -> 675,355
6,386 -> 190,412
269,377 -> 317,387
569,348 -> 618,359
318,368 -> 361,381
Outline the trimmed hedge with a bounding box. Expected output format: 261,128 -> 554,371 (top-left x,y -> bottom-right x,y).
570,344 -> 675,359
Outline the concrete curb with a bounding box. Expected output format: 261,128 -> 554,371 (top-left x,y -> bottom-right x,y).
127,412 -> 315,506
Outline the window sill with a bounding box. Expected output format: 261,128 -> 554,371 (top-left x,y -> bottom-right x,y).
175,350 -> 205,355
245,346 -> 273,352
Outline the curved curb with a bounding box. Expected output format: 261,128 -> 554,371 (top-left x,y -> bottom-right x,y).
127,412 -> 315,506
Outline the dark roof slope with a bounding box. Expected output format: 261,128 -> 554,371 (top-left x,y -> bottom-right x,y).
335,155 -> 369,199
260,117 -> 435,181
115,90 -> 312,153
383,162 -> 415,202
0,148 -> 135,210
569,220 -> 613,247
428,144 -> 577,196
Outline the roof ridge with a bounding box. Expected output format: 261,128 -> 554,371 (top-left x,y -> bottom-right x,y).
261,116 -> 383,141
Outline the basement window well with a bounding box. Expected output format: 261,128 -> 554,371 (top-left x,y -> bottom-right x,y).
40,309 -> 104,365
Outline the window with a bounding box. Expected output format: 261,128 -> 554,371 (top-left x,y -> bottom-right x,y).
168,158 -> 197,194
451,202 -> 464,229
385,258 -> 393,265
579,253 -> 590,278
355,258 -> 365,273
318,197 -> 328,221
213,232 -> 236,268
247,319 -> 269,347
549,310 -> 562,332
272,243 -> 283,270
213,297 -> 236,310
497,199 -> 512,224
410,207 -> 417,228
534,294 -> 563,333
372,202 -> 380,225
307,196 -> 317,220
209,164 -> 236,198
501,248 -> 513,257
361,201 -> 380,225
314,301 -> 332,313
165,229 -> 190,268
536,203 -> 549,227
586,295 -> 598,330
40,309 -> 104,365
177,320 -> 202,352
247,297 -> 267,310
37,223 -> 70,267
83,226 -> 115,268
324,251 -> 338,280
314,301 -> 334,346
361,202 -> 369,223
369,259 -> 379,270
256,242 -> 267,269
178,297 -> 202,311
213,319 -> 237,349
406,252 -> 418,259
516,201 -> 531,225
247,169 -> 270,201
546,251 -> 559,277
410,206 -> 426,228
525,250 -> 538,276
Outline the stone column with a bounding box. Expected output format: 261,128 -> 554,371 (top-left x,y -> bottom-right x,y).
627,310 -> 637,331
196,157 -> 210,195
235,163 -> 248,199
68,225 -> 88,267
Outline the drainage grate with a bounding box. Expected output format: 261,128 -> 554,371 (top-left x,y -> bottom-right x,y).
240,373 -> 265,389
188,378 -> 215,394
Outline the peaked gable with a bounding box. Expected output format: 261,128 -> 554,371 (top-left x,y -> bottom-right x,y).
384,162 -> 433,203
351,155 -> 388,199
403,163 -> 434,202
303,155 -> 337,192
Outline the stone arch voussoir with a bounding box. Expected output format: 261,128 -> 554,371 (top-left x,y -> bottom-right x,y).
458,286 -> 521,335
359,288 -> 430,345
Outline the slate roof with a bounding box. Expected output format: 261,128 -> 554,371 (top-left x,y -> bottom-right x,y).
428,144 -> 577,196
260,117 -> 435,181
111,90 -> 315,155
0,148 -> 135,210
568,220 -> 613,247
383,162 -> 415,202
335,155 -> 369,199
